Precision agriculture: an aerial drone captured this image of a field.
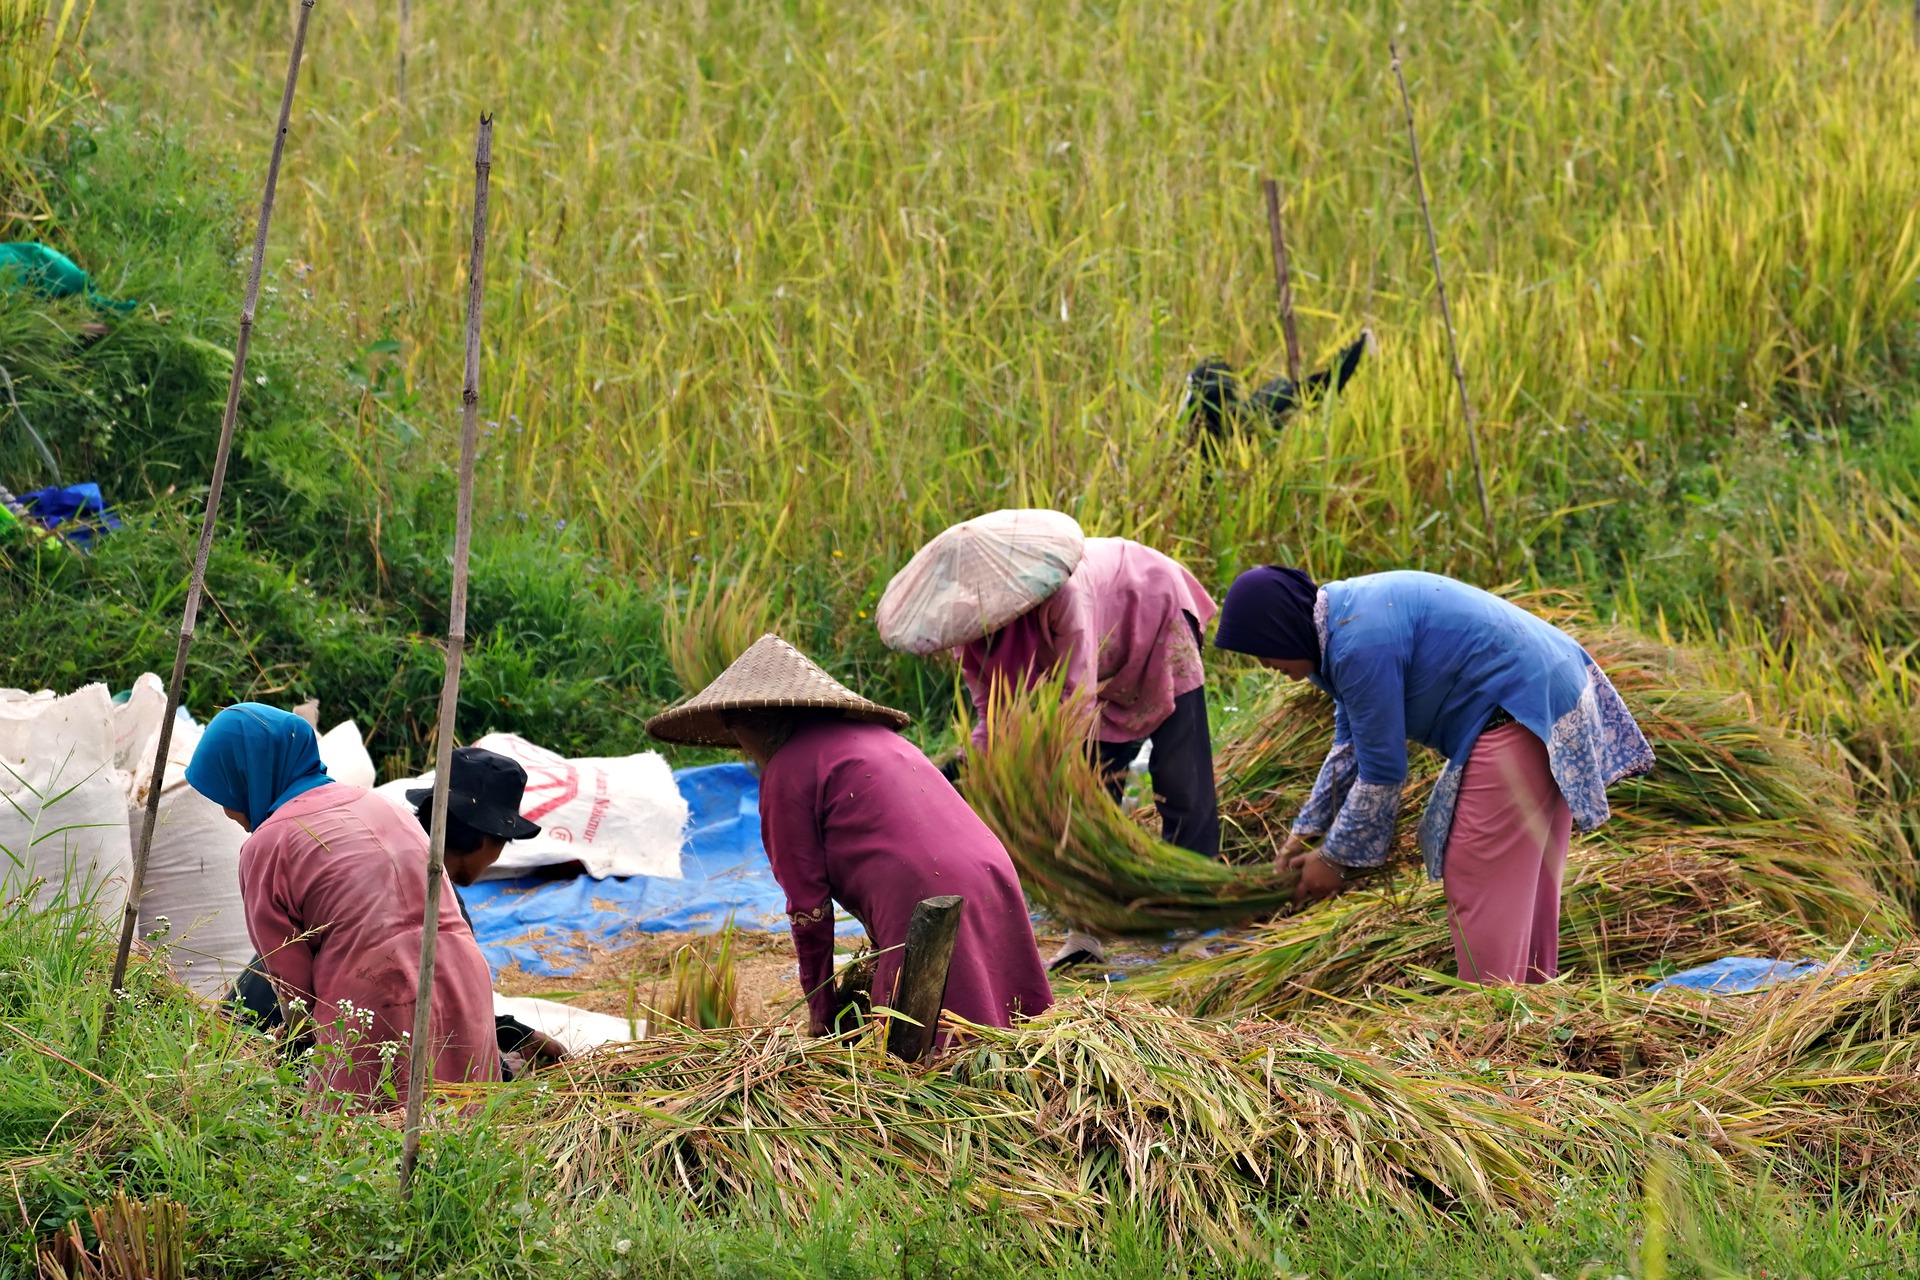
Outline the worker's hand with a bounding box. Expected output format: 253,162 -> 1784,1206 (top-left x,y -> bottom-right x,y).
523,1029 -> 569,1065
807,1018 -> 830,1037
1293,854 -> 1347,907
80,321 -> 108,339
1275,832 -> 1311,876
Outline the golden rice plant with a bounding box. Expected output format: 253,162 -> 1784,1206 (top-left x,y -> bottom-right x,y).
0,0 -> 92,220
661,924 -> 740,1030
659,556 -> 787,698
959,677 -> 1295,935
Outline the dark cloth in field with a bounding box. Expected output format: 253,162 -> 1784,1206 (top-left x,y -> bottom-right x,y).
1094,683 -> 1221,860
757,718 -> 1053,1039
1185,330 -> 1370,444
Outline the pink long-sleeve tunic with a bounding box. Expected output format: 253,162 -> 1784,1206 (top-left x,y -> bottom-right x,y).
238,783 -> 500,1107
960,537 -> 1217,747
758,719 -> 1052,1039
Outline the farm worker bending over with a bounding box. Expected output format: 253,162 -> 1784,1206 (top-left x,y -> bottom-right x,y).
876,509 -> 1219,968
1213,568 -> 1655,985
408,745 -> 569,1075
646,634 -> 1052,1041
187,704 -> 500,1107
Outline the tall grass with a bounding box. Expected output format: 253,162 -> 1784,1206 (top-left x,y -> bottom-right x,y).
87,1 -> 1920,612
0,0 -> 93,223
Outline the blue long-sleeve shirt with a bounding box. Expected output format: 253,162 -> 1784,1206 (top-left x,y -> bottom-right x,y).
1292,571 -> 1654,877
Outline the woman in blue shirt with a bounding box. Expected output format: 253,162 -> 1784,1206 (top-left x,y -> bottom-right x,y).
1213,567 -> 1654,984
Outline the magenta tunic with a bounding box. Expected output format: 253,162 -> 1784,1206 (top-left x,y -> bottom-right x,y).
960,537 -> 1217,748
758,719 -> 1053,1037
238,783 -> 500,1107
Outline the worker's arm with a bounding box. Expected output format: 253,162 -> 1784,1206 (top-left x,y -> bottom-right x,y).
236,839 -> 319,1043
1314,659 -> 1409,872
1290,698 -> 1357,840
758,755 -> 839,1035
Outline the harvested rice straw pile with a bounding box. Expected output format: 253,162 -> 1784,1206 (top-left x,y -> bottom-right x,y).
1125,843 -> 1823,1018
1629,949 -> 1920,1190
959,680 -> 1296,935
516,995 -> 1567,1247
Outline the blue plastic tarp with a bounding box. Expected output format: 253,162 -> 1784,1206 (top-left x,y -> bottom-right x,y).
1646,956 -> 1825,994
461,762 -> 861,977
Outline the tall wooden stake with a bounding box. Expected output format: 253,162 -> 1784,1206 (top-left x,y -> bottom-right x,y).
399,113 -> 492,1194
106,0 -> 317,1029
1391,43 -> 1498,561
1261,177 -> 1303,390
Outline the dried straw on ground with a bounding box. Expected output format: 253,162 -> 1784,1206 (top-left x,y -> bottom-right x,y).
510,956 -> 1920,1244
959,682 -> 1295,935
516,995 -> 1563,1248
1124,843 -> 1822,1017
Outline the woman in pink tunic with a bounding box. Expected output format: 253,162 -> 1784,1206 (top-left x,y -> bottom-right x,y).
187,704 -> 499,1108
647,636 -> 1052,1039
957,537 -> 1221,861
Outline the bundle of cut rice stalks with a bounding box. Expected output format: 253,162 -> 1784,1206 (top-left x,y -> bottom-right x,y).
514,995 -> 1573,1248
1125,842 -> 1824,1018
960,680 -> 1296,935
1321,973 -> 1743,1082
1629,947 -> 1920,1190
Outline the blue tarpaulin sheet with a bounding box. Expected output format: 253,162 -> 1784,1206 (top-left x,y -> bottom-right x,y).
1646,956 -> 1825,994
461,762 -> 861,977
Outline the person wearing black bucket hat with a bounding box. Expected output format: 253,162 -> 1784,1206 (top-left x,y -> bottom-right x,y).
230,744 -> 567,1074
406,745 -> 543,887
408,746 -> 570,1075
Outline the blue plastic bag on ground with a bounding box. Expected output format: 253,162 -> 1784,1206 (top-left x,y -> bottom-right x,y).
20,482 -> 122,550
1646,956 -> 1824,994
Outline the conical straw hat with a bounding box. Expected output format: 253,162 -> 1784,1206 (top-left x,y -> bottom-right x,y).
875,509 -> 1085,655
645,633 -> 911,747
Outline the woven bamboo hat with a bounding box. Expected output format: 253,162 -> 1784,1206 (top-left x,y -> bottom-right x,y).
645,633 -> 911,747
875,508 -> 1086,655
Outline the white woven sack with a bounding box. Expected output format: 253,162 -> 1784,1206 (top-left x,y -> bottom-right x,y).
377,732 -> 687,881
492,992 -> 644,1053
0,683 -> 132,928
115,675 -> 253,999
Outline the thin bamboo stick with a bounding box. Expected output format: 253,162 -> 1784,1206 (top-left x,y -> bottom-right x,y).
106,0 -> 317,1025
399,112 -> 493,1194
1390,43 -> 1498,561
1261,177 -> 1303,390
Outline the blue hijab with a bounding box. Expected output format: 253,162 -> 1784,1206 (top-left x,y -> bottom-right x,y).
184,703 -> 333,830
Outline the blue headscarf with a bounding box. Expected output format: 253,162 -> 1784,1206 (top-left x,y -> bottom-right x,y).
184,703 -> 333,830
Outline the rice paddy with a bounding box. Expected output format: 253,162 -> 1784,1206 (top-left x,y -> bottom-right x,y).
5,0 -> 1920,1272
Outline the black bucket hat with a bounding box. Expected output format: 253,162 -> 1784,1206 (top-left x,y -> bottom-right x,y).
406,745 -> 542,841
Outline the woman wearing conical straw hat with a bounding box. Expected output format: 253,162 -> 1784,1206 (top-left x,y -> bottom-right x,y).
646,635 -> 1052,1040
876,510 -> 1219,969
1212,567 -> 1655,985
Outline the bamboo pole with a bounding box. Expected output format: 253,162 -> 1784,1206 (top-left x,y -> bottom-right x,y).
399,112 -> 493,1194
106,0 -> 317,1026
1261,177 -> 1303,390
1390,43 -> 1498,561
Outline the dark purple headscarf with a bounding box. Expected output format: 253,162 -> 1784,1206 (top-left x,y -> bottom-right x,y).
1213,566 -> 1321,666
